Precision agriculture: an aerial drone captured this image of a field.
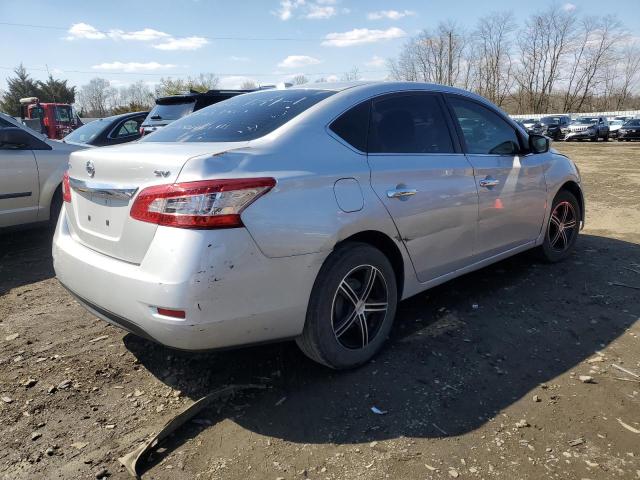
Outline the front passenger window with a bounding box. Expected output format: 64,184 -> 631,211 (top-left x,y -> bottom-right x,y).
448,97 -> 521,155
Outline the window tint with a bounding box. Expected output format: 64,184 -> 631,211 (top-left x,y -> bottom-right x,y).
63,119 -> 105,144
0,117 -> 13,128
448,97 -> 520,155
330,101 -> 370,151
369,94 -> 454,154
114,118 -> 142,138
145,101 -> 195,123
143,89 -> 334,143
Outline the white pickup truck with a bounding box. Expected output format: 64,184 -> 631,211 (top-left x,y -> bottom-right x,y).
0,112 -> 86,229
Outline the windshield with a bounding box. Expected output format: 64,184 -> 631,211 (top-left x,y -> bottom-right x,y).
142,89 -> 335,143
623,119 -> 640,127
522,118 -> 535,124
55,106 -> 72,123
574,117 -> 598,125
144,101 -> 195,123
610,120 -> 623,126
64,119 -> 105,144
540,116 -> 562,125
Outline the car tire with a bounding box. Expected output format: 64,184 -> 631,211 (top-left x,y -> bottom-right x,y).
603,133 -> 609,141
49,188 -> 63,230
590,133 -> 598,142
296,242 -> 398,370
538,190 -> 581,263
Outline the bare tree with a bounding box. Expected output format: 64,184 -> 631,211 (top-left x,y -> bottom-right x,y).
78,78 -> 116,117
472,12 -> 516,107
389,21 -> 467,86
240,80 -> 258,90
562,15 -> 623,112
613,43 -> 640,109
341,66 -> 361,81
514,7 -> 576,113
292,74 -> 309,85
155,73 -> 220,97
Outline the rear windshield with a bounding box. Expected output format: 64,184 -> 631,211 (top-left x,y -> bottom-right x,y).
145,101 -> 195,123
540,116 -> 563,125
64,119 -> 105,144
142,89 -> 334,143
624,119 -> 640,126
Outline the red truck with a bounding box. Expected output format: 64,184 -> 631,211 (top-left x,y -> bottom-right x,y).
19,97 -> 82,140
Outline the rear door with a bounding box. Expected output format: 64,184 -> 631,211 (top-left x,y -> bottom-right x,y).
446,95 -> 547,259
366,92 -> 479,282
0,126 -> 40,227
107,115 -> 145,145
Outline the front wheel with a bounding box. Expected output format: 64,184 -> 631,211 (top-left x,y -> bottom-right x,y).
538,191 -> 581,263
296,242 -> 398,369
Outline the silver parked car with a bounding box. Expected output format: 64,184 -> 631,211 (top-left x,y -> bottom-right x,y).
53,82 -> 584,369
0,113 -> 85,229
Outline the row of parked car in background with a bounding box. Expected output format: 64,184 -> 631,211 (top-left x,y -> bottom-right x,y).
516,114 -> 640,142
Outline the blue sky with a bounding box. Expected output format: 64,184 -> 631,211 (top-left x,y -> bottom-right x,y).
1,0 -> 639,90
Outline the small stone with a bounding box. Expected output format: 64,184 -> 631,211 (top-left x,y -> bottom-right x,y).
133,389 -> 144,397
449,468 -> 460,478
105,424 -> 116,429
95,468 -> 109,478
1,396 -> 13,404
47,385 -> 57,394
172,390 -> 182,398
569,437 -> 585,447
369,441 -> 378,448
23,378 -> 37,388
320,467 -> 327,472
45,447 -> 55,456
5,333 -> 20,341
579,375 -> 596,384
57,379 -> 72,390
31,432 -> 42,441
515,419 -> 530,428
533,395 -> 541,402
71,442 -> 88,450
469,466 -> 478,473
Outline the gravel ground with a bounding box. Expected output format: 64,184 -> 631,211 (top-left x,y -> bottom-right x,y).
1,141 -> 639,480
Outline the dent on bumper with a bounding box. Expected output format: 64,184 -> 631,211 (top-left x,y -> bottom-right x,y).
53,212 -> 325,350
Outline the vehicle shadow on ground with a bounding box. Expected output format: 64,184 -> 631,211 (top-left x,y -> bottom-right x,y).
0,227 -> 54,295
125,233 -> 640,458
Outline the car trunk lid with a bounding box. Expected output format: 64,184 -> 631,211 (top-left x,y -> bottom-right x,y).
65,142 -> 245,263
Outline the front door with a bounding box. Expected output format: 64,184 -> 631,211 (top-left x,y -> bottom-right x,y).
367,92 -> 479,283
446,95 -> 547,259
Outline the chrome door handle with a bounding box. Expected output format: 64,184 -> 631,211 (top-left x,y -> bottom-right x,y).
387,188 -> 417,199
479,177 -> 500,188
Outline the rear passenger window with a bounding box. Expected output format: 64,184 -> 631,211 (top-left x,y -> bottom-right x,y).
448,97 -> 521,155
369,94 -> 454,154
330,101 -> 370,152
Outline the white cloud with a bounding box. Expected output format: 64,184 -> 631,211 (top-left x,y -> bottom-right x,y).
92,62 -> 176,72
153,36 -> 208,51
562,2 -> 576,12
66,22 -> 107,40
275,0 -> 305,20
322,27 -> 406,47
218,76 -> 257,89
326,74 -> 339,82
275,0 -> 344,20
65,23 -> 207,51
365,55 -> 386,67
110,28 -> 170,41
278,55 -> 322,68
229,55 -> 251,62
305,5 -> 336,19
367,10 -> 415,20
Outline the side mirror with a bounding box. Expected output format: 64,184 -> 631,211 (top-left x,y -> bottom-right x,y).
529,134 -> 549,154
0,127 -> 34,149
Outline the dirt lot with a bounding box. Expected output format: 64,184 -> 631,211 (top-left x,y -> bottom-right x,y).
1,142 -> 639,480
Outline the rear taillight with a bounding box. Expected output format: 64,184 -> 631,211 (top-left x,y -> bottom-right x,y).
62,171 -> 72,203
130,178 -> 276,229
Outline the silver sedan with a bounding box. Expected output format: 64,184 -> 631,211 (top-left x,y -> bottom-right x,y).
53,82 -> 584,369
0,113 -> 85,229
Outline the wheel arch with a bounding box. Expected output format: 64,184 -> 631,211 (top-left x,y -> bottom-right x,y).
334,230 -> 405,299
556,180 -> 584,225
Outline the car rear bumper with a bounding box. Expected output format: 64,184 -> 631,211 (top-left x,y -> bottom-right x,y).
618,131 -> 640,140
53,208 -> 325,350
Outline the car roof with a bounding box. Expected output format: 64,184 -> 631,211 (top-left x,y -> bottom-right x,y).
0,112 -> 23,127
95,111 -> 149,122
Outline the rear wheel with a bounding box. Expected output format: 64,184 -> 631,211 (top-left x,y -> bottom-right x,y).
296,242 -> 398,369
538,190 -> 580,263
